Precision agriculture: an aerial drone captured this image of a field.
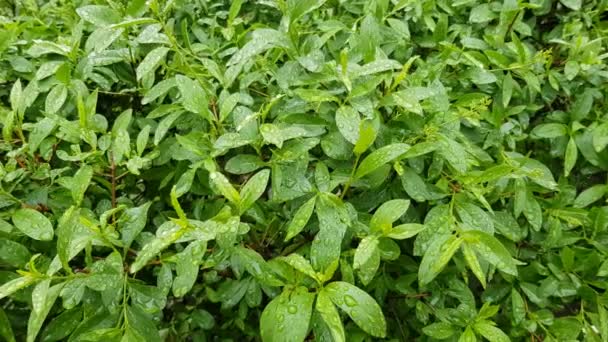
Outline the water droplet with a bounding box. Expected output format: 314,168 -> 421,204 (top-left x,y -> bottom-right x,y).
344,295 -> 357,307
277,314 -> 285,323
287,305 -> 297,314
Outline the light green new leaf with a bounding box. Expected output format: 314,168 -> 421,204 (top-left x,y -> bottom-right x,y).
370,199 -> 410,233
459,326 -> 477,342
260,287 -> 314,342
279,254 -> 318,281
315,291 -> 345,342
387,223 -> 426,240
322,281 -> 386,338
419,234 -> 464,286
12,208 -> 54,241
355,143 -> 410,179
239,169 -> 270,214
285,196 -> 316,241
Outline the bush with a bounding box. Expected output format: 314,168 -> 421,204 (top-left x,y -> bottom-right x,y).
1,0 -> 608,341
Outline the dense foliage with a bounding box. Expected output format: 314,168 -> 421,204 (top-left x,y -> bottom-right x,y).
1,0 -> 608,341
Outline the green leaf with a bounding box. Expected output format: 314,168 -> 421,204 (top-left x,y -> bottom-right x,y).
45,84 -> 68,115
27,280 -> 63,342
10,79 -> 21,112
462,230 -> 518,276
173,240 -> 206,297
511,289 -> 526,325
353,236 -> 380,285
560,0 -> 581,10
136,47 -> 170,81
225,154 -> 265,175
130,223 -> 185,273
592,122 -> 608,152
112,109 -> 132,164
260,286 -> 314,342
353,120 -> 377,156
76,5 -> 121,26
0,308 -> 14,342
315,291 -> 345,342
39,307 -> 81,342
279,254 -> 318,281
355,143 -> 410,179
119,202 -> 152,249
239,169 -> 269,214
502,72 -> 513,108
67,165 -> 94,205
210,171 -> 241,204
28,117 -> 56,155
0,238 -> 31,268
285,196 -> 316,241
459,327 -> 477,342
311,194 -> 348,272
564,137 -> 577,176
154,111 -> 183,145
336,106 -> 361,144
573,185 -> 606,208
598,302 -> 608,342
0,276 -> 38,301
473,321 -> 510,342
176,75 -> 210,121
462,242 -> 486,288
142,78 -> 176,105
419,234 -> 464,286
12,208 -> 54,241
322,281 -> 386,338
531,123 -> 568,139
370,199 -> 410,233
315,161 -> 331,193
423,322 -> 457,339
387,223 -> 426,239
